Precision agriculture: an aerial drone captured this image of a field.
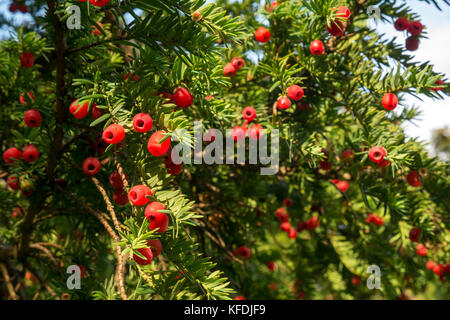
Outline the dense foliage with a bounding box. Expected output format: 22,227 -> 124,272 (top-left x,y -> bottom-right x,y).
0,0 -> 449,300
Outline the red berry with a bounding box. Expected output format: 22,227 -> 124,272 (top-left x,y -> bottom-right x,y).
368,146 -> 387,163
276,96 -> 291,110
7,176 -> 20,190
91,104 -> 102,120
22,144 -> 40,163
248,123 -> 263,141
319,160 -> 332,170
113,189 -> 129,206
124,72 -> 139,82
9,3 -> 18,12
286,85 -> 304,101
145,202 -> 169,233
203,128 -> 217,142
415,243 -> 427,256
20,92 -> 34,105
128,185 -> 152,206
431,79 -> 445,92
234,296 -> 245,300
158,91 -> 174,104
280,222 -> 291,232
432,264 -> 444,277
148,239 -> 162,258
426,260 -> 435,270
406,171 -> 421,187
310,40 -> 324,55
394,17 -> 409,31
91,22 -> 103,35
409,228 -> 420,242
231,126 -> 245,142
89,0 -> 109,7
408,21 -> 423,36
366,213 -> 383,226
133,247 -> 153,265
231,57 -> 245,70
223,63 -> 237,77
382,93 -> 398,111
148,131 -> 171,157
242,106 -> 256,122
255,27 -> 271,43
173,87 -> 193,108
336,6 -> 351,20
24,109 -> 42,127
237,245 -> 250,259
351,276 -> 361,286
377,159 -> 390,168
275,207 -> 289,223
297,221 -> 308,232
132,113 -> 153,133
341,149 -> 354,160
102,124 -> 125,144
326,19 -> 345,37
17,4 -> 28,13
69,99 -> 90,119
164,152 -> 183,175
109,171 -> 128,189
3,147 -> 22,164
406,36 -> 419,51
288,227 -> 297,239
267,261 -> 275,271
82,157 -> 101,175
266,1 -> 279,12
306,216 -> 320,230
332,179 -> 349,193
20,52 -> 34,68
283,198 -> 293,207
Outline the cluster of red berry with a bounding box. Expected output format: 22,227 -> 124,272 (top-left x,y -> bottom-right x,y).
9,0 -> 28,13
223,57 -> 245,78
393,17 -> 423,51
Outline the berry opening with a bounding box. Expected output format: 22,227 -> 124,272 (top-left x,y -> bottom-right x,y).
130,191 -> 137,200
106,132 -> 114,139
88,164 -> 95,171
137,120 -> 144,128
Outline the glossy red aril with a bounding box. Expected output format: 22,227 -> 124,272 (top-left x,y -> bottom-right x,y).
148,239 -> 162,257
283,198 -> 293,207
164,151 -> 183,175
20,92 -> 34,105
288,227 -> 297,239
22,145 -> 40,163
326,19 -> 345,37
82,157 -> 101,175
336,6 -> 351,20
255,27 -> 271,43
352,276 -> 361,286
113,189 -> 129,206
128,185 -> 152,206
124,72 -> 139,82
89,0 -> 109,7
7,176 -> 19,190
377,159 -> 390,168
382,93 -> 398,111
332,179 -> 349,193
366,213 -> 384,226
69,99 -> 90,119
242,106 -> 256,122
416,243 -> 427,256
231,126 -> 245,142
3,147 -> 22,164
24,109 -> 42,128
20,52 -> 34,68
109,171 -> 128,189
409,228 -> 420,242
394,17 -> 409,31
267,261 -> 275,271
133,247 -> 153,265
223,63 -> 237,77
203,128 -> 217,142
173,87 -> 193,108
275,207 -> 289,223
287,85 -> 304,101
237,246 -> 250,259
266,1 -> 279,12
426,260 -> 435,270
280,222 -> 291,232
341,149 -> 354,160
368,146 -> 387,163
133,113 -> 153,133
277,96 -> 291,110
431,79 -> 445,92
145,202 -> 169,233
310,40 -> 324,55
248,123 -> 263,141
234,296 -> 245,300
231,57 -> 245,70
406,36 -> 419,51
408,21 -> 423,36
91,22 -> 103,35
102,124 -> 125,144
91,104 -> 102,120
406,171 -> 421,187
148,131 -> 171,157
306,217 -> 320,230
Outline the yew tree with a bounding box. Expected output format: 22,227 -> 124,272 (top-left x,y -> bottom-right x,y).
0,0 -> 449,300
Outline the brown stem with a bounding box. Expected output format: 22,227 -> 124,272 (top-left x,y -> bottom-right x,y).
0,263 -> 19,300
